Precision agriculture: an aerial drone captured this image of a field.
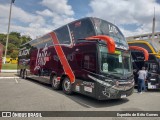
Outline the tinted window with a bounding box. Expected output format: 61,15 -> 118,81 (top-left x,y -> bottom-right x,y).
149,54 -> 156,61
131,51 -> 145,61
129,43 -> 152,53
83,53 -> 96,72
30,38 -> 46,49
93,18 -> 128,50
69,18 -> 95,42
99,45 -> 132,75
55,25 -> 71,44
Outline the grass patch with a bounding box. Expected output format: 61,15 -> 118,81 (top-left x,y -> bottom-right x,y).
2,63 -> 17,70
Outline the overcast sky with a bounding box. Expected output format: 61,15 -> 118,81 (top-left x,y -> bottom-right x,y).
0,0 -> 160,39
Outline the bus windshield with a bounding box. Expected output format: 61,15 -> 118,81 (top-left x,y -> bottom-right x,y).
100,45 -> 132,76
93,18 -> 128,50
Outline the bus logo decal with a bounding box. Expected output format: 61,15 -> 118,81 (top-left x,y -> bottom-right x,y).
34,44 -> 48,71
49,32 -> 75,83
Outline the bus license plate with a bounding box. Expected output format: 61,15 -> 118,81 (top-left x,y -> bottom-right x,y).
148,83 -> 156,89
84,86 -> 92,93
121,94 -> 126,98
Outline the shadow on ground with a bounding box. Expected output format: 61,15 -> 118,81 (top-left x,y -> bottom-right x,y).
23,78 -> 130,108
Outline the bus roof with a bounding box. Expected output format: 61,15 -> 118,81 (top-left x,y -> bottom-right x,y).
20,17 -> 127,50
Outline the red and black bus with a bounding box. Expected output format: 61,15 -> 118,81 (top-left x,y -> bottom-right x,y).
18,17 -> 134,100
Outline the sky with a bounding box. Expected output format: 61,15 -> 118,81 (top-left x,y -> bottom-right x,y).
0,0 -> 160,39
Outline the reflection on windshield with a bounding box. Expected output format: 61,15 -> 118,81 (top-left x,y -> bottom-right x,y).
93,18 -> 128,50
100,46 -> 132,76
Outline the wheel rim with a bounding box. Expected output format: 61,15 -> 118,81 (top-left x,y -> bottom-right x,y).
52,76 -> 58,87
64,79 -> 71,92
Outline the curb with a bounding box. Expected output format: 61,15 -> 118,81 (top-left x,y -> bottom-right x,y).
0,77 -> 20,79
1,70 -> 17,73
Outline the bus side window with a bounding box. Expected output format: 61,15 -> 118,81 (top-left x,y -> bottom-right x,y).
55,26 -> 71,45
82,53 -> 96,72
68,19 -> 95,42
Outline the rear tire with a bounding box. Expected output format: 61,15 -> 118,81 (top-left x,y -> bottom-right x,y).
51,75 -> 60,90
62,77 -> 73,95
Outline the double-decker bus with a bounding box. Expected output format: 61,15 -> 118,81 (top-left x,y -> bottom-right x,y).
128,40 -> 160,89
18,17 -> 134,100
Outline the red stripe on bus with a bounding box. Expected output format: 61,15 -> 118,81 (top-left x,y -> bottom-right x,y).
49,32 -> 75,83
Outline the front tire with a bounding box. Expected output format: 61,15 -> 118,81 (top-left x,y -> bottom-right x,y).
51,75 -> 60,90
62,77 -> 73,95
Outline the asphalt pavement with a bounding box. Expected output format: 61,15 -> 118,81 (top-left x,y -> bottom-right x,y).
0,75 -> 160,120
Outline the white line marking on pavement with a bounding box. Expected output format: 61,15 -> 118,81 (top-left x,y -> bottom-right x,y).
15,78 -> 18,83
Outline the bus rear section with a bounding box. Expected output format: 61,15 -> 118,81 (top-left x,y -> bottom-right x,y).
128,40 -> 160,89
18,17 -> 134,100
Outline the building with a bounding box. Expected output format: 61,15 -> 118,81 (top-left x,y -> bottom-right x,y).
126,32 -> 160,45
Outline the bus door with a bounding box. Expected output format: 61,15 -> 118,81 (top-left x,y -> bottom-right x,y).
129,46 -> 149,85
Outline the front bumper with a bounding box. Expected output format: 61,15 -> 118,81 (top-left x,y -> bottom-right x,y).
97,85 -> 134,100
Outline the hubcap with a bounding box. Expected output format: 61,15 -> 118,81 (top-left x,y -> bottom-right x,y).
64,79 -> 71,91
52,77 -> 58,87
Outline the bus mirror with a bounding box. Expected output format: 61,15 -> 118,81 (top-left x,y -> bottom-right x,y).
129,46 -> 149,61
85,35 -> 115,53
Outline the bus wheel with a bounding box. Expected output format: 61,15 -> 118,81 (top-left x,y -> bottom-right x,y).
62,77 -> 72,95
23,70 -> 27,79
51,75 -> 60,90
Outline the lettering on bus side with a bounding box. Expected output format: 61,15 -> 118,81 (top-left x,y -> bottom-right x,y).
108,24 -> 118,34
19,48 -> 30,56
34,43 -> 49,70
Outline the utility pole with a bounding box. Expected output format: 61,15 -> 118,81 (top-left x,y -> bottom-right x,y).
4,0 -> 15,64
151,7 -> 155,42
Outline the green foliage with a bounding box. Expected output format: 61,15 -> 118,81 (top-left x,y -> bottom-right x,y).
10,50 -> 19,58
2,63 -> 17,70
8,43 -> 17,55
21,35 -> 32,45
0,32 -> 32,58
0,34 -> 7,45
10,32 -> 21,39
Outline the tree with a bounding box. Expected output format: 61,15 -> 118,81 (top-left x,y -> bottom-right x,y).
21,35 -> 32,45
0,32 -> 32,58
7,43 -> 17,55
9,35 -> 21,47
0,34 -> 7,45
10,32 -> 21,39
10,50 -> 18,58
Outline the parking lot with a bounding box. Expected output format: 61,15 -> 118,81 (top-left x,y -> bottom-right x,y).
0,75 -> 160,120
